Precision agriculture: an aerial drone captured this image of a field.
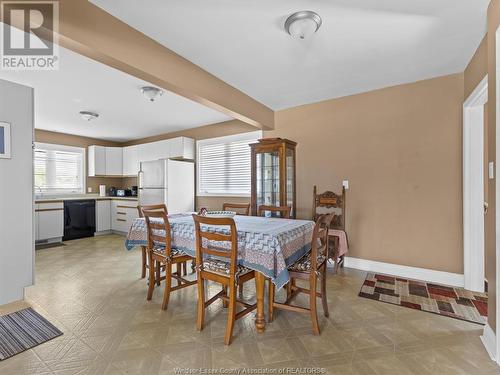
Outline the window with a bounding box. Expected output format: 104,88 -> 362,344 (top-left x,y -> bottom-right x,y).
34,143 -> 85,195
197,131 -> 262,196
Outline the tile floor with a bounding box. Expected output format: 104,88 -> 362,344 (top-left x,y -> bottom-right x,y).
0,234 -> 498,374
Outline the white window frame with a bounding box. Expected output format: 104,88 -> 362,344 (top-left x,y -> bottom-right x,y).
196,131 -> 262,197
34,142 -> 86,197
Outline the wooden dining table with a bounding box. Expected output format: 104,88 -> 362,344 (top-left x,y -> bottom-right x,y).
125,213 -> 315,332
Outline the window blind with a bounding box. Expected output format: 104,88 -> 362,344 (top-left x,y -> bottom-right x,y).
34,144 -> 84,195
197,131 -> 261,196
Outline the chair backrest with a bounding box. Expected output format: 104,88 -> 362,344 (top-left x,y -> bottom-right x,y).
222,202 -> 250,216
310,214 -> 334,270
312,186 -> 346,231
137,204 -> 168,218
143,209 -> 172,256
192,214 -> 238,278
258,205 -> 291,219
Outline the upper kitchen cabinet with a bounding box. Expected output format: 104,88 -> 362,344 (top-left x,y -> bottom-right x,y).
106,147 -> 123,176
88,145 -> 106,176
88,137 -> 195,177
137,139 -> 170,162
88,146 -> 122,176
122,145 -> 139,176
170,137 -> 195,160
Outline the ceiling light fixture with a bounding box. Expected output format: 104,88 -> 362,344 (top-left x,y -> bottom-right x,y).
141,86 -> 163,102
79,111 -> 99,121
284,11 -> 322,40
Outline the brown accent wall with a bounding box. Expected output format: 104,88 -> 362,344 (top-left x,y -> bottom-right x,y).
465,37 -> 488,99
264,74 -> 465,274
34,129 -> 126,193
487,0 -> 500,332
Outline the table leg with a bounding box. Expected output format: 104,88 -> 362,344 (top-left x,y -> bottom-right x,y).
254,272 -> 266,333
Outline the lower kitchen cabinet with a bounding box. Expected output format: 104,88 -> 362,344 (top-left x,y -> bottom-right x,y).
111,200 -> 138,233
96,200 -> 111,233
35,202 -> 64,242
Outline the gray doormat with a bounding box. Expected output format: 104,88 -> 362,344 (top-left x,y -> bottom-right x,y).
0,308 -> 63,360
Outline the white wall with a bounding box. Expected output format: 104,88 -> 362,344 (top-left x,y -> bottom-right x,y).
0,79 -> 34,305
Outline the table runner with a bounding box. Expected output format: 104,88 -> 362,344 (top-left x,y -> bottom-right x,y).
125,214 -> 314,289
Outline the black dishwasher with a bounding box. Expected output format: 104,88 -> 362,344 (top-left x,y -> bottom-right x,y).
63,200 -> 96,241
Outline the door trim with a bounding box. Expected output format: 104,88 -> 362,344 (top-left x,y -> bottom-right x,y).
463,75 -> 488,293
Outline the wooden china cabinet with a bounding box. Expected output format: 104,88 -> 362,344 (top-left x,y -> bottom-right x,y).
250,138 -> 297,218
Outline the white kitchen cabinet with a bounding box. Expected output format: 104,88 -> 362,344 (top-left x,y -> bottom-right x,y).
169,137 -> 195,160
105,147 -> 123,176
89,137 -> 194,176
111,200 -> 138,233
96,200 -> 111,233
123,145 -> 139,176
35,202 -> 64,241
138,139 -> 170,163
88,145 -> 106,176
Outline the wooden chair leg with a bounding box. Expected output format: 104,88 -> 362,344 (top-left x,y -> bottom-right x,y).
268,280 -> 275,322
141,246 -> 147,279
161,263 -> 172,310
310,273 -> 320,335
321,264 -> 329,317
147,255 -> 156,301
222,285 -> 229,308
224,283 -> 237,345
197,277 -> 206,331
155,260 -> 161,286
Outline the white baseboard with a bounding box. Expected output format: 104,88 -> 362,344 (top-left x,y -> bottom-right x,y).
481,323 -> 496,361
344,257 -> 465,287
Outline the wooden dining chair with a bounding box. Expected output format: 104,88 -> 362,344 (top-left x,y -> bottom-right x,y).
222,202 -> 251,216
143,209 -> 197,310
192,214 -> 257,345
257,205 -> 291,218
268,214 -> 333,335
138,204 -> 189,279
313,186 -> 348,272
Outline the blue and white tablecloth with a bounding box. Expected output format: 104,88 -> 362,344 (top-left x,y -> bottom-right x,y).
125,214 -> 314,289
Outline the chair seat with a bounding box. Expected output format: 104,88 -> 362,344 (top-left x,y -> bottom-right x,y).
152,245 -> 185,258
288,252 -> 327,272
202,258 -> 253,278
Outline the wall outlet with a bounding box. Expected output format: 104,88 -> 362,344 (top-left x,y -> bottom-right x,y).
342,180 -> 349,190
87,187 -> 92,193
489,162 -> 495,180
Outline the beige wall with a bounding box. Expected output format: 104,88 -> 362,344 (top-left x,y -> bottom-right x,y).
265,74 -> 465,274
465,37 -> 488,99
35,130 -> 126,193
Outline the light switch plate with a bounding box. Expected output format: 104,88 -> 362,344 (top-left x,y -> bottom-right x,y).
343,180 -> 349,190
489,162 -> 495,180
87,187 -> 92,193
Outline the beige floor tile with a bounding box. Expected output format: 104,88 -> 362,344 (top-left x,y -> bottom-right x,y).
0,234 -> 497,375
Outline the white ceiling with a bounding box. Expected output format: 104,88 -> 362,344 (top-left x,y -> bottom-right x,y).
0,45 -> 231,142
91,0 -> 490,110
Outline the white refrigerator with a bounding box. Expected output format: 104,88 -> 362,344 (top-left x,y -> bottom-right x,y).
138,159 -> 195,213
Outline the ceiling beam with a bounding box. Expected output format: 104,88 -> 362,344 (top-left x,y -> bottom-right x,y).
24,0 -> 275,129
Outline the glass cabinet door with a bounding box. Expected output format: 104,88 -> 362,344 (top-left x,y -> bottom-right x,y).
256,151 -> 280,211
286,147 -> 294,217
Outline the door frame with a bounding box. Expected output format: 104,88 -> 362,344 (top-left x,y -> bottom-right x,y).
463,75 -> 488,293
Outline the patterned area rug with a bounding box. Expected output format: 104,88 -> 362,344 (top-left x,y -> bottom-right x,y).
359,273 -> 487,324
0,308 -> 63,360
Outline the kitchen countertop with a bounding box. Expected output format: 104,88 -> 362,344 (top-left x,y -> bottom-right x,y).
35,195 -> 138,203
